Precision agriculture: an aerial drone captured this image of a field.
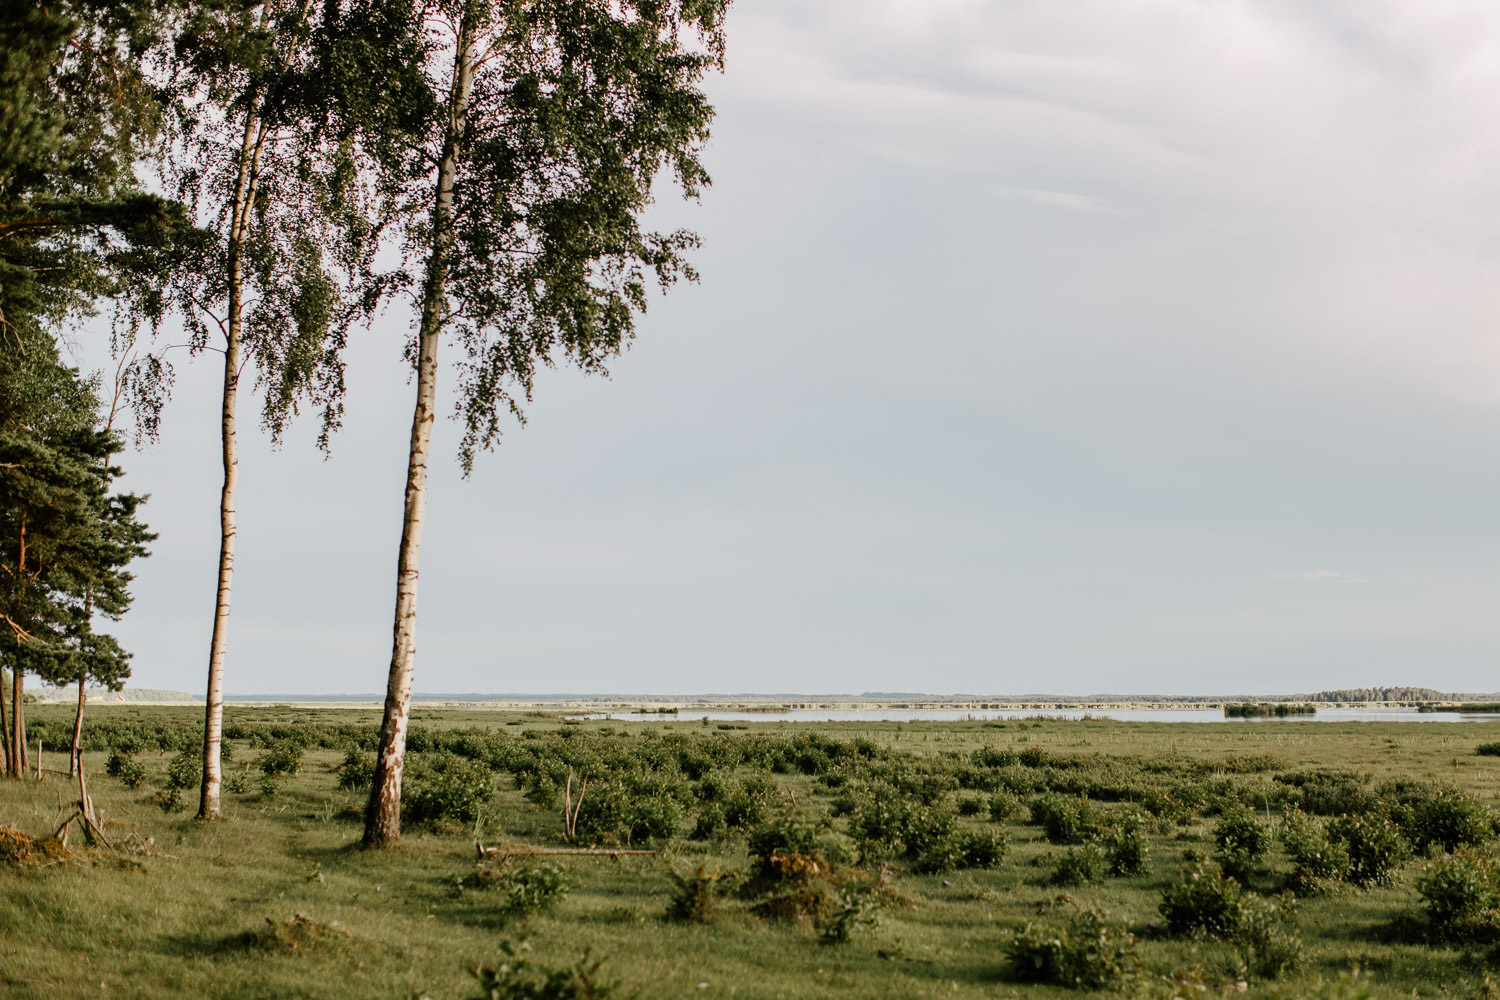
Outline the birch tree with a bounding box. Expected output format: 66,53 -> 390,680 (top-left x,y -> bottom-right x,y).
361,0 -> 729,847
152,0 -> 399,819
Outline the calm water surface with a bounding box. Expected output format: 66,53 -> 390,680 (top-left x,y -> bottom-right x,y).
577,708 -> 1500,724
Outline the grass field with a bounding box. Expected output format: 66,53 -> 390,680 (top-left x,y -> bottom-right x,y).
4,705 -> 1500,999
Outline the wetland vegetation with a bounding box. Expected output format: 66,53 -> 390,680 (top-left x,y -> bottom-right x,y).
5,705 -> 1500,998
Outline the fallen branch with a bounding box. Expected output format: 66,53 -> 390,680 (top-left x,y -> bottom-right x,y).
475,840 -> 656,861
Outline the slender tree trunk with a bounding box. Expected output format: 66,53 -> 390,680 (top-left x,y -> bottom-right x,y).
363,20 -> 477,848
0,664 -> 11,776
11,664 -> 25,778
69,670 -> 86,778
198,109 -> 267,821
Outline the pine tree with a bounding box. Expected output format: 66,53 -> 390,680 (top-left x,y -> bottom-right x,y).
0,330 -> 151,778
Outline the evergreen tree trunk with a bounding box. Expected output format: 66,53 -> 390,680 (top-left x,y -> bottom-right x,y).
11,664 -> 25,777
0,665 -> 10,777
69,672 -> 86,777
198,109 -> 266,821
364,20 -> 477,848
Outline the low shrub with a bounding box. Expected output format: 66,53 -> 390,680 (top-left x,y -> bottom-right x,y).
106,749 -> 147,789
960,829 -> 1009,870
1476,743 -> 1500,758
1274,770 -> 1377,817
1031,793 -> 1098,845
1159,861 -> 1248,938
1327,813 -> 1409,887
957,795 -> 987,817
1214,807 -> 1270,884
1233,894 -> 1303,981
1395,787 -> 1493,854
1099,810 -> 1151,877
1281,810 -> 1351,894
258,740 -> 304,778
1416,848 -> 1500,942
336,749 -> 374,791
404,753 -> 493,829
819,881 -> 884,944
1004,906 -> 1138,990
988,790 -> 1026,823
461,863 -> 571,921
1051,843 -> 1106,886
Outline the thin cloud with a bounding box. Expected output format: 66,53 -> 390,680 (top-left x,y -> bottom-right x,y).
1272,570 -> 1368,583
989,184 -> 1115,213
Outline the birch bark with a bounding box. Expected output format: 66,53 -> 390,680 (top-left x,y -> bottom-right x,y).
198,108 -> 267,820
363,17 -> 477,847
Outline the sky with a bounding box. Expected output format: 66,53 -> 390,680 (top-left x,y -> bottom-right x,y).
68,0 -> 1500,696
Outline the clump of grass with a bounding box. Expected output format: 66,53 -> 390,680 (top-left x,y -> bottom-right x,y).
234,913 -> 352,954
665,864 -> 738,923
469,940 -> 613,1000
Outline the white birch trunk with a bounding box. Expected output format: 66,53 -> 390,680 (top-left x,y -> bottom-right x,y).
198,109 -> 267,820
364,18 -> 478,847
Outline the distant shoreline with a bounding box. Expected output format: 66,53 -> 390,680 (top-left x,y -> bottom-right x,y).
34,688 -> 1500,711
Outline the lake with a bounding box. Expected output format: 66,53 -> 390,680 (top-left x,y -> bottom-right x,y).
575,707 -> 1500,724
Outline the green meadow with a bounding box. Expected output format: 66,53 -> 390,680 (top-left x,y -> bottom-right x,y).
4,705 -> 1500,999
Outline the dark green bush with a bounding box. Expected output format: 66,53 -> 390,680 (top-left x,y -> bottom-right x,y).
747,810 -> 824,880
988,790 -> 1026,823
404,753 -> 493,829
1214,807 -> 1270,883
258,740 -> 304,777
1233,894 -> 1303,981
1031,793 -> 1098,845
690,803 -> 726,841
1159,861 -> 1248,938
1273,770 -> 1376,816
336,749 -> 374,791
1327,813 -> 1409,887
1476,743 -> 1500,758
106,749 -> 147,788
1281,810 -> 1351,894
960,829 -> 1008,869
1392,786 -> 1493,853
1004,906 -> 1137,990
1417,848 -> 1500,941
1051,844 -> 1106,886
1099,810 -> 1150,877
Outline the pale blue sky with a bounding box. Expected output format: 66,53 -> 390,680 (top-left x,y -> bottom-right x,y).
72,0 -> 1500,695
